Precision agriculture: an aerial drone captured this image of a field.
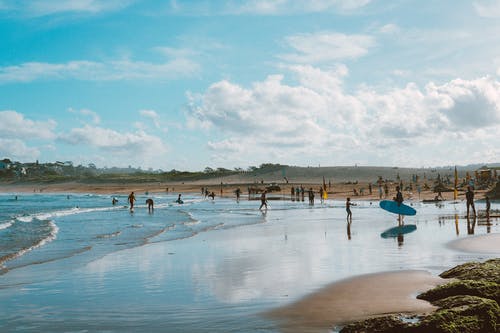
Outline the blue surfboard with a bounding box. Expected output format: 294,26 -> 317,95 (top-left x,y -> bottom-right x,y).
380,224 -> 417,238
379,200 -> 416,216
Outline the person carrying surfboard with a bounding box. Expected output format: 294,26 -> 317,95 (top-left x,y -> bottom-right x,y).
394,186 -> 403,206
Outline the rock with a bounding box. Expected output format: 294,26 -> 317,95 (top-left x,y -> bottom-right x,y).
439,258 -> 500,283
338,258 -> 500,333
417,280 -> 500,304
339,315 -> 411,333
418,295 -> 499,333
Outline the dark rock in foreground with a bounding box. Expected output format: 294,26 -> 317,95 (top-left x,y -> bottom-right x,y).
340,258 -> 500,333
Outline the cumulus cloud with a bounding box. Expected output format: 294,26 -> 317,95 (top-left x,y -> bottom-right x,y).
279,32 -> 375,63
0,58 -> 200,83
0,138 -> 40,160
0,110 -> 57,139
59,125 -> 168,165
187,66 -> 500,166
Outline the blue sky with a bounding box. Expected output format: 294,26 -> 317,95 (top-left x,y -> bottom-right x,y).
1,0 -> 499,170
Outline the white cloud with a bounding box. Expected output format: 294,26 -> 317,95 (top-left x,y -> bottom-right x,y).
139,109 -> 161,128
59,125 -> 168,165
279,32 -> 375,64
378,23 -> 400,34
225,0 -> 372,15
0,58 -> 200,83
0,138 -> 40,160
0,110 -> 57,139
474,0 -> 500,18
3,0 -> 134,17
68,108 -> 101,124
188,66 -> 500,166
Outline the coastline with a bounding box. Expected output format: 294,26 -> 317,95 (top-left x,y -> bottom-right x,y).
267,270 -> 445,332
0,180 -> 490,202
448,233 -> 500,254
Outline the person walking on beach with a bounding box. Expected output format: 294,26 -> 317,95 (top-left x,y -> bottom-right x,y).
235,188 -> 241,202
308,188 -> 315,205
346,197 -> 356,222
394,186 -> 404,225
146,198 -> 154,213
485,196 -> 491,220
394,186 -> 403,206
465,186 -> 476,218
259,191 -> 268,210
319,187 -> 324,204
128,191 -> 136,211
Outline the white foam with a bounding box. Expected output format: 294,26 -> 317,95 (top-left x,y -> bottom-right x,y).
16,205 -> 122,223
0,221 -> 13,230
0,220 -> 59,266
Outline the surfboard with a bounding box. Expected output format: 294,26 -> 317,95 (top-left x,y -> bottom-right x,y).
379,200 -> 416,216
380,224 -> 417,238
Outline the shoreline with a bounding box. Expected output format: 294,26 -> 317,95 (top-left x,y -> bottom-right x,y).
267,270 -> 446,332
0,181 -> 491,202
448,233 -> 500,254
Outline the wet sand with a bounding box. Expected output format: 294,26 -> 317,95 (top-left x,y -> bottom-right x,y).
267,270 -> 445,332
448,233 -> 500,254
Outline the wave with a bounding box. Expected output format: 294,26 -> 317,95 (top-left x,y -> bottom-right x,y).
96,230 -> 122,239
0,221 -> 13,230
15,206 -> 123,223
0,220 -> 59,267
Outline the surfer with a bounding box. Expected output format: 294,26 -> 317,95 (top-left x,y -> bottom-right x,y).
465,186 -> 476,218
128,191 -> 136,211
146,198 -> 154,212
394,186 -> 403,206
112,197 -> 118,205
259,191 -> 268,210
208,192 -> 215,200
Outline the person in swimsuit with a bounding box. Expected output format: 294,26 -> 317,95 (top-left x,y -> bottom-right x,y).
465,186 -> 476,218
259,191 -> 268,210
128,192 -> 136,211
146,198 -> 154,212
346,197 -> 356,222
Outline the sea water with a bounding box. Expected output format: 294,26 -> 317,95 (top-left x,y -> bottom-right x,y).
0,193 -> 498,332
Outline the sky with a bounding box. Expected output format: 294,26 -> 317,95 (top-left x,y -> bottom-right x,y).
1,0 -> 500,171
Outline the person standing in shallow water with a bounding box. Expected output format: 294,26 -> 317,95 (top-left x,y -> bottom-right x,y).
128,191 -> 136,211
466,186 -> 476,218
485,196 -> 491,220
259,191 -> 268,210
346,197 -> 356,223
146,198 -> 154,213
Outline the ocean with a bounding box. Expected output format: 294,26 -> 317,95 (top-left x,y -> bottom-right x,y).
0,192 -> 498,332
